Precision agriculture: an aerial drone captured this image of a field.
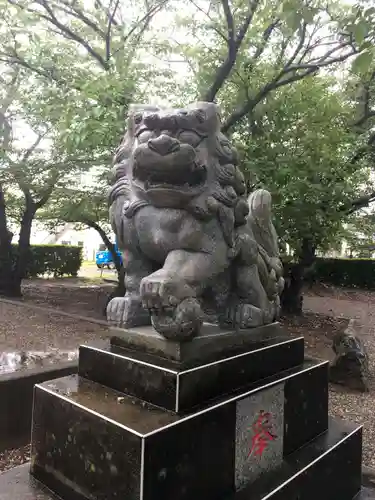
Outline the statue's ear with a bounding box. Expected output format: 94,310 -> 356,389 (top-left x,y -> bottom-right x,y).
125,104 -> 163,131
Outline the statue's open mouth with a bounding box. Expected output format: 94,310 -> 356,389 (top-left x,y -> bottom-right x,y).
132,141 -> 207,194
134,162 -> 207,191
131,141 -> 208,208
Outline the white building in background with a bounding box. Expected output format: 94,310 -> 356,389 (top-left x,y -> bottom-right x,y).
27,223 -> 110,262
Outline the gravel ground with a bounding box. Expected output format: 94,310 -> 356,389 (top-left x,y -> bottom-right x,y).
1,279 -> 375,472
282,310 -> 375,469
302,285 -> 375,469
0,445 -> 30,473
22,278 -> 112,320
0,301 -> 110,352
0,281 -> 113,474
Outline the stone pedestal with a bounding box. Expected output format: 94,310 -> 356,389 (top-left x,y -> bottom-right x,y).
0,323 -> 364,499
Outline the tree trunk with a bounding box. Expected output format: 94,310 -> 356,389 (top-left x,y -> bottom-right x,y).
81,219 -> 123,278
81,219 -> 125,314
0,184 -> 20,297
281,238 -> 316,315
12,201 -> 37,295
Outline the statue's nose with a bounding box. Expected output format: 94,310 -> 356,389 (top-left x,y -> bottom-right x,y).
148,134 -> 180,156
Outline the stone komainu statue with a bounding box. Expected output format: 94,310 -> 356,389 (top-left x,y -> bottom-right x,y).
107,102 -> 284,340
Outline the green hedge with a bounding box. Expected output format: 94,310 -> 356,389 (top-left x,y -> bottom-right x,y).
312,257 -> 375,289
11,244 -> 82,278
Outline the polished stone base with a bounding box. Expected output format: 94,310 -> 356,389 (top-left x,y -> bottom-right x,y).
0,418 -> 363,500
110,322 -> 287,365
79,334 -> 304,412
29,357 -> 331,500
24,319 -> 364,500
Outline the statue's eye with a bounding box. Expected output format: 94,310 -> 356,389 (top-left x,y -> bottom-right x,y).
195,109 -> 206,123
138,130 -> 153,143
177,130 -> 202,147
134,113 -> 143,124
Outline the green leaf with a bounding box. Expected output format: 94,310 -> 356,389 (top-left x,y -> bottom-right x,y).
284,12 -> 302,32
352,51 -> 373,75
352,22 -> 369,45
302,7 -> 316,24
282,1 -> 295,14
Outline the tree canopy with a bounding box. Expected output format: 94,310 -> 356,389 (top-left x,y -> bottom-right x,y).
0,0 -> 374,299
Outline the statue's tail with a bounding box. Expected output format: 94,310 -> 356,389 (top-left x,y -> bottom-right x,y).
247,189 -> 284,300
247,189 -> 280,259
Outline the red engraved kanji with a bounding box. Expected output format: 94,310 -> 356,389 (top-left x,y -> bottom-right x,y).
248,410 -> 277,458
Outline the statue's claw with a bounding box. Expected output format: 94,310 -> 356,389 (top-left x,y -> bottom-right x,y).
223,303 -> 264,328
106,296 -> 150,328
151,298 -> 203,341
140,272 -> 195,312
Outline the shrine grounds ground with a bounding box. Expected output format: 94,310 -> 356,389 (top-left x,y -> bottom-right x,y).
1,273 -> 375,472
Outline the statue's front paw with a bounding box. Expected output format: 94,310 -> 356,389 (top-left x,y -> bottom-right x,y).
106,296 -> 150,328
140,272 -> 194,311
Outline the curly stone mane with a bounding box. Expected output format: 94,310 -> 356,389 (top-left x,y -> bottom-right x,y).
109,105 -> 249,251
106,101 -> 283,340
207,131 -> 250,247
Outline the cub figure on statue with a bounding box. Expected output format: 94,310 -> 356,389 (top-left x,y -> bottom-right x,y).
107,102 -> 284,340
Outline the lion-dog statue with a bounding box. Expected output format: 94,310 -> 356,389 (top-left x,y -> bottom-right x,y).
107,102 -> 284,341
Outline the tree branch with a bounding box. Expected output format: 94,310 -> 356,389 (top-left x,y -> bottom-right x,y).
188,0 -> 228,43
222,39 -> 358,131
345,191 -> 375,214
0,53 -> 62,85
285,22 -> 308,68
37,0 -> 109,69
222,66 -> 318,132
350,130 -> 375,165
21,130 -> 48,163
9,0 -> 109,70
0,69 -> 20,152
202,0 -> 261,102
94,0 -> 119,27
221,0 -> 235,44
123,0 -> 169,44
244,18 -> 280,74
105,0 -> 120,61
0,113 -> 12,151
8,129 -> 49,206
80,217 -> 123,274
111,0 -> 169,62
0,183 -> 13,248
35,171 -> 59,209
353,70 -> 375,127
54,0 -> 107,39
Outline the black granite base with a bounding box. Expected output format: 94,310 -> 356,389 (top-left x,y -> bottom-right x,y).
234,418 -> 362,500
1,419 -> 363,500
78,335 -> 305,412
30,357 -> 329,500
22,314 -> 365,500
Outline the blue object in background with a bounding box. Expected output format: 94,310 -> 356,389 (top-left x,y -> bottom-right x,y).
95,243 -> 123,269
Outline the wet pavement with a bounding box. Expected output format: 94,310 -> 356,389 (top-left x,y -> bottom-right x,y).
0,350 -> 78,375
360,469 -> 375,498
